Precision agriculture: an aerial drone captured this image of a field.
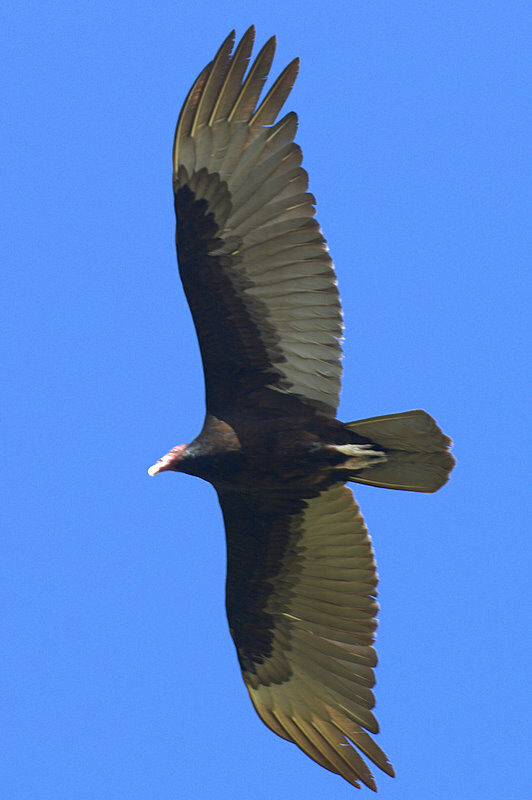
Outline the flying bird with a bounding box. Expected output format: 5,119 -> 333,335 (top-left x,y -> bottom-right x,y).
149,27 -> 454,792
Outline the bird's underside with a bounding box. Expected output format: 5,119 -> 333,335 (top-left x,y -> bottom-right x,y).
148,27 -> 454,792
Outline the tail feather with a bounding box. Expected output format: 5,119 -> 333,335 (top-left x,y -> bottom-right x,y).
344,410 -> 454,493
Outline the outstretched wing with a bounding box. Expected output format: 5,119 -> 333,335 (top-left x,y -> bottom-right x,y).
218,483 -> 395,792
173,28 -> 342,417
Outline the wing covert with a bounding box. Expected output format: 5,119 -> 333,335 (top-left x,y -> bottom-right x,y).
173,28 -> 343,417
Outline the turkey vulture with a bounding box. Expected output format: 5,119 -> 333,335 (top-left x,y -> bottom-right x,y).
148,27 -> 454,792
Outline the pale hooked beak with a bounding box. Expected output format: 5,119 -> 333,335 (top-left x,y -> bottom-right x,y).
147,461 -> 166,476
147,444 -> 187,476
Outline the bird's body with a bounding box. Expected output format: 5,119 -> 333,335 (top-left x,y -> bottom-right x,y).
149,28 -> 454,791
170,406 -> 378,489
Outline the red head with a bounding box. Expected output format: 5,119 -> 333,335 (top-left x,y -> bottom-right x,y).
147,444 -> 188,476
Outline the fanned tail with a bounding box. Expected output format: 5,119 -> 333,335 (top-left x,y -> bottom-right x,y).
344,410 -> 454,493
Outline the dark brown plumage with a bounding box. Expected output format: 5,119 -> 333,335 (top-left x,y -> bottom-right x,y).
149,28 -> 454,791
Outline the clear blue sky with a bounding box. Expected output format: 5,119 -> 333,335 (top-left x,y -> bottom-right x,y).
3,1 -> 530,798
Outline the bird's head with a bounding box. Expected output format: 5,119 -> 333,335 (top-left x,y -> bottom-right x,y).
147,443 -> 188,476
